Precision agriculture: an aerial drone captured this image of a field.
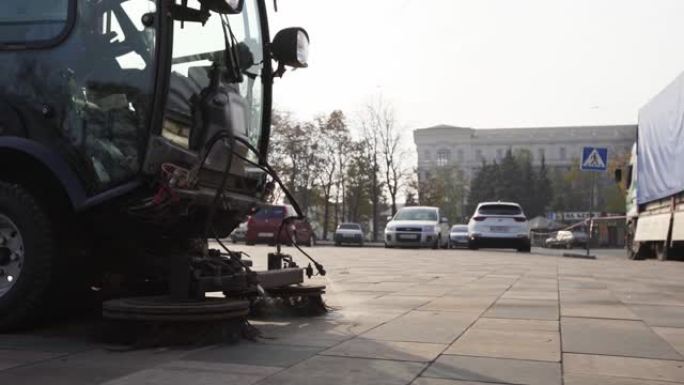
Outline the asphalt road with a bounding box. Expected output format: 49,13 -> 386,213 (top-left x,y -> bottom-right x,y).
2,245 -> 684,385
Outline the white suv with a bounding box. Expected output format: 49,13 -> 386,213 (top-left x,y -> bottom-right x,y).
467,202 -> 530,252
385,206 -> 449,249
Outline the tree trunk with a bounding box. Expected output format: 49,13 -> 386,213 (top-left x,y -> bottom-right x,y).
322,188 -> 331,240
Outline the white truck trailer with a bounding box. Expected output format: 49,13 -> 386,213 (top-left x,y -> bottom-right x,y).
617,71 -> 684,260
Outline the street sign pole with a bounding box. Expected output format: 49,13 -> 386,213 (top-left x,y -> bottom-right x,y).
587,172 -> 596,257
564,146 -> 608,260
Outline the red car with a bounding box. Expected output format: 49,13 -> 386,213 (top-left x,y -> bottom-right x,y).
245,204 -> 316,246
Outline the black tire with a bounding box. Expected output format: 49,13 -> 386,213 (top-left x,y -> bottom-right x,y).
246,240 -> 255,246
517,245 -> 532,253
431,237 -> 439,250
0,182 -> 56,331
468,240 -> 479,250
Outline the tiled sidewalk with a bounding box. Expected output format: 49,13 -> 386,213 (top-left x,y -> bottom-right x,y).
2,246 -> 684,384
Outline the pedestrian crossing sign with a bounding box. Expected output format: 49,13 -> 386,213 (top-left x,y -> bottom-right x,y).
580,147 -> 608,171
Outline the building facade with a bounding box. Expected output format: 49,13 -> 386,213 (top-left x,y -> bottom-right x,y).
414,124 -> 636,182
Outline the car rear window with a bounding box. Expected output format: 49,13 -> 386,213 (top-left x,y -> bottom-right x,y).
478,204 -> 522,215
451,225 -> 467,232
253,207 -> 285,219
339,224 -> 361,230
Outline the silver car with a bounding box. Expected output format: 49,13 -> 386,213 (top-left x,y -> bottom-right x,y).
334,223 -> 365,246
448,224 -> 469,248
384,206 -> 449,249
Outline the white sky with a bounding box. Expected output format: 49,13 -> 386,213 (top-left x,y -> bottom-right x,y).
268,0 -> 684,132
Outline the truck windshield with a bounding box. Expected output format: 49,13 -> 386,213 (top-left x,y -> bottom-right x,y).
163,1 -> 264,153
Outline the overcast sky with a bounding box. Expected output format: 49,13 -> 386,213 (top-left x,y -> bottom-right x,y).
268,0 -> 684,133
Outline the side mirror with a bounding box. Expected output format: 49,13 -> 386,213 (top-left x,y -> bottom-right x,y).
614,168 -> 622,184
441,217 -> 449,224
272,27 -> 310,69
200,0 -> 244,14
386,216 -> 393,221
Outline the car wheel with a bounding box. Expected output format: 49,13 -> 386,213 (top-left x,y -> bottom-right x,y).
468,240 -> 478,250
335,241 -> 341,246
246,240 -> 255,246
431,237 -> 439,250
517,243 -> 531,253
0,182 -> 56,331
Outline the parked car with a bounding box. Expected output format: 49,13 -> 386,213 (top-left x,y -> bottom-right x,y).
467,202 -> 531,252
229,221 -> 248,243
245,205 -> 316,246
334,223 -> 365,246
448,224 -> 469,248
384,206 -> 449,249
544,230 -> 588,249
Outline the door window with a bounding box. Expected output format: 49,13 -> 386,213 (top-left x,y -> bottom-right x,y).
0,0 -> 72,46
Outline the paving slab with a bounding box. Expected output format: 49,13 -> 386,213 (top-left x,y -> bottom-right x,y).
630,304 -> 684,327
100,361 -> 281,385
423,355 -> 561,385
361,310 -> 477,343
445,328 -> 560,362
184,342 -> 322,367
256,355 -> 426,385
418,295 -> 499,313
0,349 -> 65,370
564,353 -> 684,383
653,327 -> 684,357
561,317 -> 683,360
483,298 -> 559,320
412,378 -> 508,385
560,289 -> 639,319
500,290 -> 558,301
320,338 -> 446,362
361,295 -> 435,310
0,357 -> 145,385
471,318 -> 558,332
564,373 -> 682,385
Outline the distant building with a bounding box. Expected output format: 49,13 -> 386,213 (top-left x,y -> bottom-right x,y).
414,124 -> 636,182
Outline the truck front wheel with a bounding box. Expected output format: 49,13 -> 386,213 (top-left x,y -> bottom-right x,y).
0,182 -> 55,331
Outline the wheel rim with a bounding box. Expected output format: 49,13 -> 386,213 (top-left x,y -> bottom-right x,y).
0,214 -> 24,298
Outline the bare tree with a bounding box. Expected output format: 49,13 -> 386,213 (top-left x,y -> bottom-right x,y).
374,102 -> 407,216
360,104 -> 383,242
315,111 -> 348,240
269,112 -> 322,214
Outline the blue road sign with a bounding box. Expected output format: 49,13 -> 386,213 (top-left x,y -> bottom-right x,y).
580,147 -> 608,171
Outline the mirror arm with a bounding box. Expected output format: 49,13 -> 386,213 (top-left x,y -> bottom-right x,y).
272,62 -> 287,78
171,3 -> 210,25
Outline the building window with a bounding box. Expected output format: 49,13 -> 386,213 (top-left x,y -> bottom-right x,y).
437,150 -> 449,167
559,147 -> 566,160
538,148 -> 545,161
0,0 -> 72,46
